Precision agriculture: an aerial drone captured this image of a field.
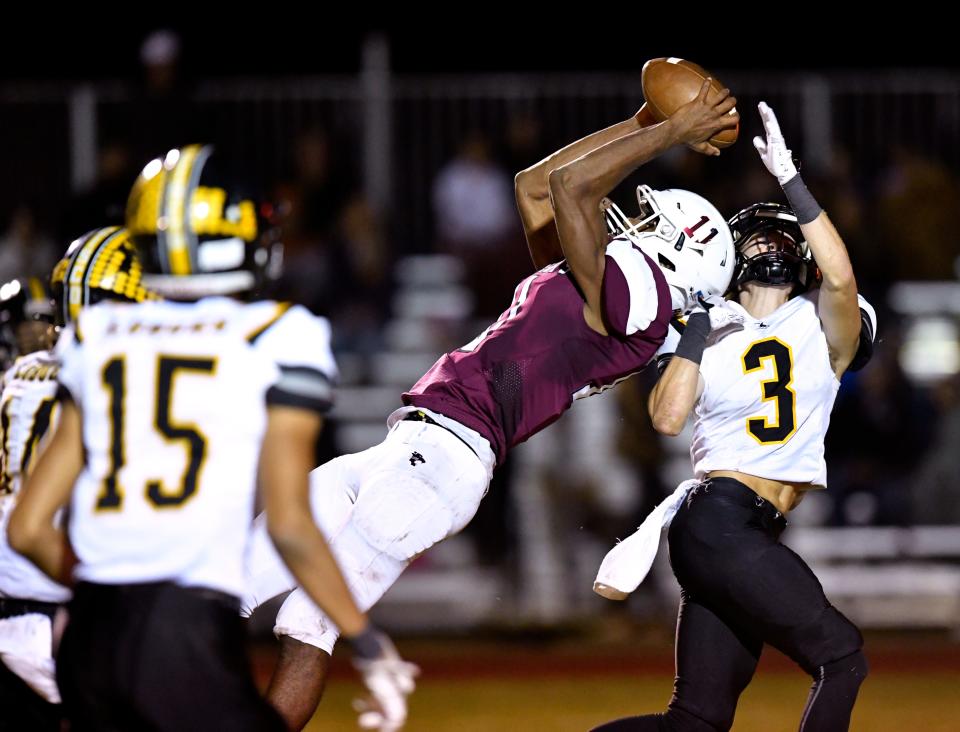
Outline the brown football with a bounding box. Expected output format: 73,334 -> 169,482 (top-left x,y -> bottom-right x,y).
641,57 -> 738,148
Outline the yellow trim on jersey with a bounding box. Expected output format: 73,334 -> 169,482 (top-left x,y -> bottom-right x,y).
246,302 -> 292,343
0,397 -> 15,496
164,145 -> 202,275
741,336 -> 797,446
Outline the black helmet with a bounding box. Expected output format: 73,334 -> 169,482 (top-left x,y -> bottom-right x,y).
0,277 -> 56,365
125,144 -> 281,300
727,203 -> 815,294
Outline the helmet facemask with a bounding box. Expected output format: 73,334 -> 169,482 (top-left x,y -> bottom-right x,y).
728,203 -> 815,296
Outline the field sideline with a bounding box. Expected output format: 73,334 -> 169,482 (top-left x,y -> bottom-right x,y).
249,632 -> 960,731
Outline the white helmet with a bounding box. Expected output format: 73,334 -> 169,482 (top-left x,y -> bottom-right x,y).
604,185 -> 735,313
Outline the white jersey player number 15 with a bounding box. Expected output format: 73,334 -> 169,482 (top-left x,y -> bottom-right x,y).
56,299 -> 289,596
96,353 -> 216,510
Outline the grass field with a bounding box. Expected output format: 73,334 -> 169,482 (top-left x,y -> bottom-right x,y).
276,633 -> 960,731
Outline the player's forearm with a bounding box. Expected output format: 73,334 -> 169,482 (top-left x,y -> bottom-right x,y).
549,119 -> 677,211
800,213 -> 855,293
649,358 -> 701,436
8,412 -> 82,582
516,117 -> 641,216
801,213 -> 862,370
268,512 -> 368,637
516,117 -> 644,270
8,519 -> 67,581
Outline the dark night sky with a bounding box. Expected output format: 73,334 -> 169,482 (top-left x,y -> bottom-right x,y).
1,22 -> 956,81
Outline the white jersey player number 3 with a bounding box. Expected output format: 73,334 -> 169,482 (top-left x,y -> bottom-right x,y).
741,337 -> 796,444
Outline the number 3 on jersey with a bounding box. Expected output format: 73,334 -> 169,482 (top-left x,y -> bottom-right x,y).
742,338 -> 796,444
98,356 -> 216,511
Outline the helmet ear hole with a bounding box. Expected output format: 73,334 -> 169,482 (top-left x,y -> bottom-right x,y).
657,253 -> 676,272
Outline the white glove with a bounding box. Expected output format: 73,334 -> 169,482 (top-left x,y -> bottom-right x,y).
694,294 -> 744,332
752,101 -> 798,185
352,631 -> 420,731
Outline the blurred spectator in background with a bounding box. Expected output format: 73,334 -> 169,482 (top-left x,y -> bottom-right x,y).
432,130 -> 526,317
877,147 -> 960,281
0,204 -> 58,283
826,318 -> 937,525
806,147 -> 878,288
501,113 -> 548,176
60,139 -> 135,240
129,30 -> 196,165
910,371 -> 960,524
274,127 -> 391,356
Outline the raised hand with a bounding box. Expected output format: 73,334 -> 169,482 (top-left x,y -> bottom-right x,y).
668,79 -> 739,156
753,101 -> 799,184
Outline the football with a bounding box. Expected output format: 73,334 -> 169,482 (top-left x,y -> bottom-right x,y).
641,57 -> 738,148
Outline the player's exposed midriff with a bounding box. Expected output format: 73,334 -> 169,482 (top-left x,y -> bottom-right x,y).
707,470 -> 818,514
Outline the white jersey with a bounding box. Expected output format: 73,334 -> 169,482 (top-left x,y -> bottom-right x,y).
0,351 -> 70,603
57,297 -> 337,598
691,290 -> 839,488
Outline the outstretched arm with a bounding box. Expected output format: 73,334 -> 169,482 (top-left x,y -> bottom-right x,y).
516,106 -> 658,269
753,102 -> 861,376
549,81 -> 738,327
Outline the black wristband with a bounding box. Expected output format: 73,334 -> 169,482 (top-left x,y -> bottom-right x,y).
673,312 -> 710,365
782,174 -> 822,225
347,625 -> 385,660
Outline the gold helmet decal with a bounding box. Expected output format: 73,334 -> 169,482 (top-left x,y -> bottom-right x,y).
51,226 -> 158,326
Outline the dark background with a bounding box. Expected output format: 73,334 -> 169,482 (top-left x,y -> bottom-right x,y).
1,24 -> 955,80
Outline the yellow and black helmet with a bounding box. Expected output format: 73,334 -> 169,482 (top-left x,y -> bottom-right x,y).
50,226 -> 158,327
0,277 -> 57,366
0,277 -> 55,325
125,144 -> 281,299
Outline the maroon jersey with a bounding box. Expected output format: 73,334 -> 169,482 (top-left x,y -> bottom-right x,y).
404,244 -> 671,464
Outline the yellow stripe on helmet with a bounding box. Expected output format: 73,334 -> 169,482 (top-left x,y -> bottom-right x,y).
27,277 -> 45,302
65,227 -> 120,325
57,226 -> 159,326
162,145 -> 203,275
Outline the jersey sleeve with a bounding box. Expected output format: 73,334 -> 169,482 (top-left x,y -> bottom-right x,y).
847,294 -> 878,372
248,304 -> 338,415
601,239 -> 661,338
54,323 -> 84,405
